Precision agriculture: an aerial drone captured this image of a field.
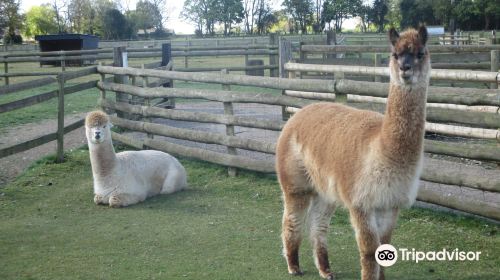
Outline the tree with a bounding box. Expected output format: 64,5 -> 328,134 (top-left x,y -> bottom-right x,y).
476,0 -> 500,30
399,0 -> 437,28
357,4 -> 371,32
24,5 -> 59,37
149,0 -> 168,32
254,0 -> 272,34
1,0 -> 23,43
321,0 -> 360,31
243,0 -> 258,34
93,0 -> 117,36
283,0 -> 314,34
67,0 -> 93,33
50,0 -> 67,33
371,0 -> 388,32
242,0 -> 274,34
102,8 -> 132,39
133,0 -> 157,37
255,2 -> 277,34
216,0 -> 244,35
386,0 -> 401,29
312,0 -> 324,33
181,0 -> 205,35
181,0 -> 218,35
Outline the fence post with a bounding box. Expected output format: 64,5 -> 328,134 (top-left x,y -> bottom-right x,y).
326,30 -> 336,59
374,53 -> 382,82
61,53 -> 66,72
142,64 -> 153,139
3,59 -> 8,86
491,50 -> 499,89
98,62 -> 107,112
161,43 -> 175,108
56,73 -> 65,163
221,69 -> 237,177
216,39 -> 219,58
184,40 -> 190,69
269,33 -> 278,77
113,46 -> 128,118
279,37 -> 292,121
245,46 -> 249,66
298,42 -> 306,79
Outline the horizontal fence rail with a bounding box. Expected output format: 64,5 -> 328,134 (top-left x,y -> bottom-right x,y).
301,44 -> 500,53
0,80 -> 96,113
0,119 -> 84,159
285,63 -> 500,83
97,65 -> 336,92
0,77 -> 57,95
97,81 -> 313,107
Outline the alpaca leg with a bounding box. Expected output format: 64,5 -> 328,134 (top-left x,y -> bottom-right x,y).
308,195 -> 336,280
350,208 -> 380,280
109,193 -> 143,207
376,208 -> 399,280
160,169 -> 187,195
282,192 -> 312,276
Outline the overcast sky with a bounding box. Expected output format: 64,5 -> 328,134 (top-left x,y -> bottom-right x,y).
20,0 -> 356,35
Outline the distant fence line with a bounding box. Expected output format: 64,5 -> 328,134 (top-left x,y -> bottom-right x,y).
2,32 -> 499,85
0,42 -> 281,86
3,29 -> 495,52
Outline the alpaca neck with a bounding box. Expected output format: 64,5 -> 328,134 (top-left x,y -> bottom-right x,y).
380,80 -> 428,164
89,140 -> 117,177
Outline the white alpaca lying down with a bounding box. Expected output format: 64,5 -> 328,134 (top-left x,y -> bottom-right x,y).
85,110 -> 187,207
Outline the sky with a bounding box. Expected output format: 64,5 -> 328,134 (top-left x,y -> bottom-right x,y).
20,0 -> 357,35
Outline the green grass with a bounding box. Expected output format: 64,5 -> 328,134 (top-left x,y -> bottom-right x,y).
0,148 -> 498,280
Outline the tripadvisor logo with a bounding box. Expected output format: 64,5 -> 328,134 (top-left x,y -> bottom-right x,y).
375,244 -> 481,267
375,244 -> 398,267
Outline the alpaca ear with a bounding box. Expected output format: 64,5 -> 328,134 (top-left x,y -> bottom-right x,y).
418,25 -> 428,46
389,27 -> 399,47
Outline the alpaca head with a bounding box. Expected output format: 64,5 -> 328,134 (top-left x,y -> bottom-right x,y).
85,111 -> 113,145
388,25 -> 430,86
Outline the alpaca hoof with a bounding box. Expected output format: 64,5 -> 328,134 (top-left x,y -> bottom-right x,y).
325,273 -> 335,280
109,196 -> 124,208
289,270 -> 304,276
94,194 -> 105,205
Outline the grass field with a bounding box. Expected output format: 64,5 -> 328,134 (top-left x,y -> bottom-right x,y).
0,147 -> 498,280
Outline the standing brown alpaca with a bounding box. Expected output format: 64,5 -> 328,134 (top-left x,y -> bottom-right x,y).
276,26 -> 431,280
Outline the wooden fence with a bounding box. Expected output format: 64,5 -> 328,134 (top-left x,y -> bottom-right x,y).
298,44 -> 500,78
0,46 -> 173,162
95,61 -> 499,220
0,67 -> 96,162
1,38 -> 499,220
0,43 -> 280,86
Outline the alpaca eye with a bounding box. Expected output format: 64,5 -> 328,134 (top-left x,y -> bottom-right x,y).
417,52 -> 424,59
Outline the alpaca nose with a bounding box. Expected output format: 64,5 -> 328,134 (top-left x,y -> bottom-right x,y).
95,132 -> 101,140
400,63 -> 411,71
